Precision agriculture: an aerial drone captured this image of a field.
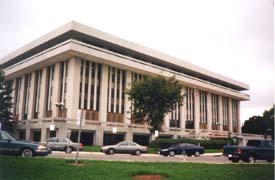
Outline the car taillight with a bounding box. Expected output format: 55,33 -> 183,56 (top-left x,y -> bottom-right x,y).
237,147 -> 241,154
80,143 -> 83,148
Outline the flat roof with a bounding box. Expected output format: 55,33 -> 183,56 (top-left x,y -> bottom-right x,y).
0,21 -> 249,91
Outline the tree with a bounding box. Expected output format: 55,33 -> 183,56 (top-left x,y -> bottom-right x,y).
0,69 -> 14,131
242,106 -> 274,139
126,75 -> 184,133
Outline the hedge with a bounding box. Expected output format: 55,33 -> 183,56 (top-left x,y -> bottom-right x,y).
150,138 -> 237,149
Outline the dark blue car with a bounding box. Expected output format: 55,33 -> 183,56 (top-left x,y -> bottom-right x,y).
0,130 -> 51,157
159,143 -> 204,157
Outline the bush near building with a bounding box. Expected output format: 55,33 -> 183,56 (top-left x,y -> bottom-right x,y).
150,138 -> 236,149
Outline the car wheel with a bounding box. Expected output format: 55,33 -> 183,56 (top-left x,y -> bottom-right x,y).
65,146 -> 73,154
194,151 -> 200,157
21,148 -> 33,157
231,158 -> 239,163
135,150 -> 141,156
108,149 -> 115,155
169,151 -> 175,157
248,156 -> 256,163
267,159 -> 274,163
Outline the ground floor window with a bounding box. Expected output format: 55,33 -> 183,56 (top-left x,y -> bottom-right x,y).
133,134 -> 150,146
103,133 -> 125,146
70,131 -> 94,145
32,130 -> 41,142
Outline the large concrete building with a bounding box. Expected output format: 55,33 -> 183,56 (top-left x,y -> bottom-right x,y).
0,21 -> 251,146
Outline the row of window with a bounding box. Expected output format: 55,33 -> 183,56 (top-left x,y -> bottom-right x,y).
11,59 -> 239,131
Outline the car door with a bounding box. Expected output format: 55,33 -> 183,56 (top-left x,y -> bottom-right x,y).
116,142 -> 128,153
247,140 -> 262,159
262,141 -> 274,160
47,138 -> 58,150
184,144 -> 193,155
128,142 -> 138,154
57,138 -> 67,150
0,132 -> 11,155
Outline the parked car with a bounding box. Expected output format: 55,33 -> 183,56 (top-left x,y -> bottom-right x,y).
45,137 -> 83,153
223,139 -> 274,163
159,143 -> 204,157
100,141 -> 148,155
0,130 -> 51,157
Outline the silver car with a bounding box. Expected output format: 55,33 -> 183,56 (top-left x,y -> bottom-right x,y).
100,141 -> 148,155
45,137 -> 83,153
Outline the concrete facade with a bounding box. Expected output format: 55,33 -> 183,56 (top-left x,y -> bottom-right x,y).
0,21 -> 254,145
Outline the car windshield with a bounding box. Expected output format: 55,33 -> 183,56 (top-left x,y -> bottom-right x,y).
169,143 -> 180,148
5,131 -> 19,141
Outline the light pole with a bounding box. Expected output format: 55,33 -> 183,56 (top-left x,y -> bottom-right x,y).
75,109 -> 84,164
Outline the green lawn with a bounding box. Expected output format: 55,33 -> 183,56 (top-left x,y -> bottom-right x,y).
83,145 -> 221,154
83,145 -> 101,152
0,157 -> 273,180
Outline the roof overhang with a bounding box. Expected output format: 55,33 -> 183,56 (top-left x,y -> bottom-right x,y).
0,21 -> 249,91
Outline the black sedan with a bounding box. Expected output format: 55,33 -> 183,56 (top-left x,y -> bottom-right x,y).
159,143 -> 204,157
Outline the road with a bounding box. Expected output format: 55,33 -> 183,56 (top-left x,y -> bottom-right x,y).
47,151 -> 270,164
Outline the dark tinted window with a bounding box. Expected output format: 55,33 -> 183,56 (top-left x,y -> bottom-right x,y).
247,140 -> 261,147
263,141 -> 274,148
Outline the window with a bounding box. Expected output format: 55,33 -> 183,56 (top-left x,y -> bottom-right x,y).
119,142 -> 128,146
47,138 -> 57,143
129,142 -> 137,146
58,138 -> 67,143
263,141 -> 274,148
247,140 -> 261,147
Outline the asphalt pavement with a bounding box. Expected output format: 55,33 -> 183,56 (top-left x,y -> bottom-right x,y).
48,151 -> 234,164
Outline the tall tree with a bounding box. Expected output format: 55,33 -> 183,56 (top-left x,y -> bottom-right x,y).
126,75 -> 184,133
242,105 -> 274,139
0,69 -> 14,131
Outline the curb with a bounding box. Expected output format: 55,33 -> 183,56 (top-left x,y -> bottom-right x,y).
53,151 -> 222,157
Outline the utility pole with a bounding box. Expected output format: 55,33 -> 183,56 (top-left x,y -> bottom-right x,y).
75,109 -> 83,164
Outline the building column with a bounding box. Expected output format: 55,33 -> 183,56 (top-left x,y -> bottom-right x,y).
164,114 -> 170,131
95,126 -> 104,146
52,63 -> 62,118
39,68 -> 48,118
237,101 -> 241,134
228,98 -> 233,133
218,95 -> 223,131
180,88 -> 187,134
124,70 -> 132,125
25,126 -> 31,141
66,57 -> 81,119
27,72 -> 35,119
10,80 -> 16,115
94,64 -> 109,146
207,92 -> 212,131
41,124 -> 47,142
125,128 -> 133,141
99,64 -> 108,123
18,76 -> 26,120
57,122 -> 68,138
194,89 -> 200,134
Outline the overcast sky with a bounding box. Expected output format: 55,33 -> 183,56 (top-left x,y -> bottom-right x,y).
0,0 -> 274,123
